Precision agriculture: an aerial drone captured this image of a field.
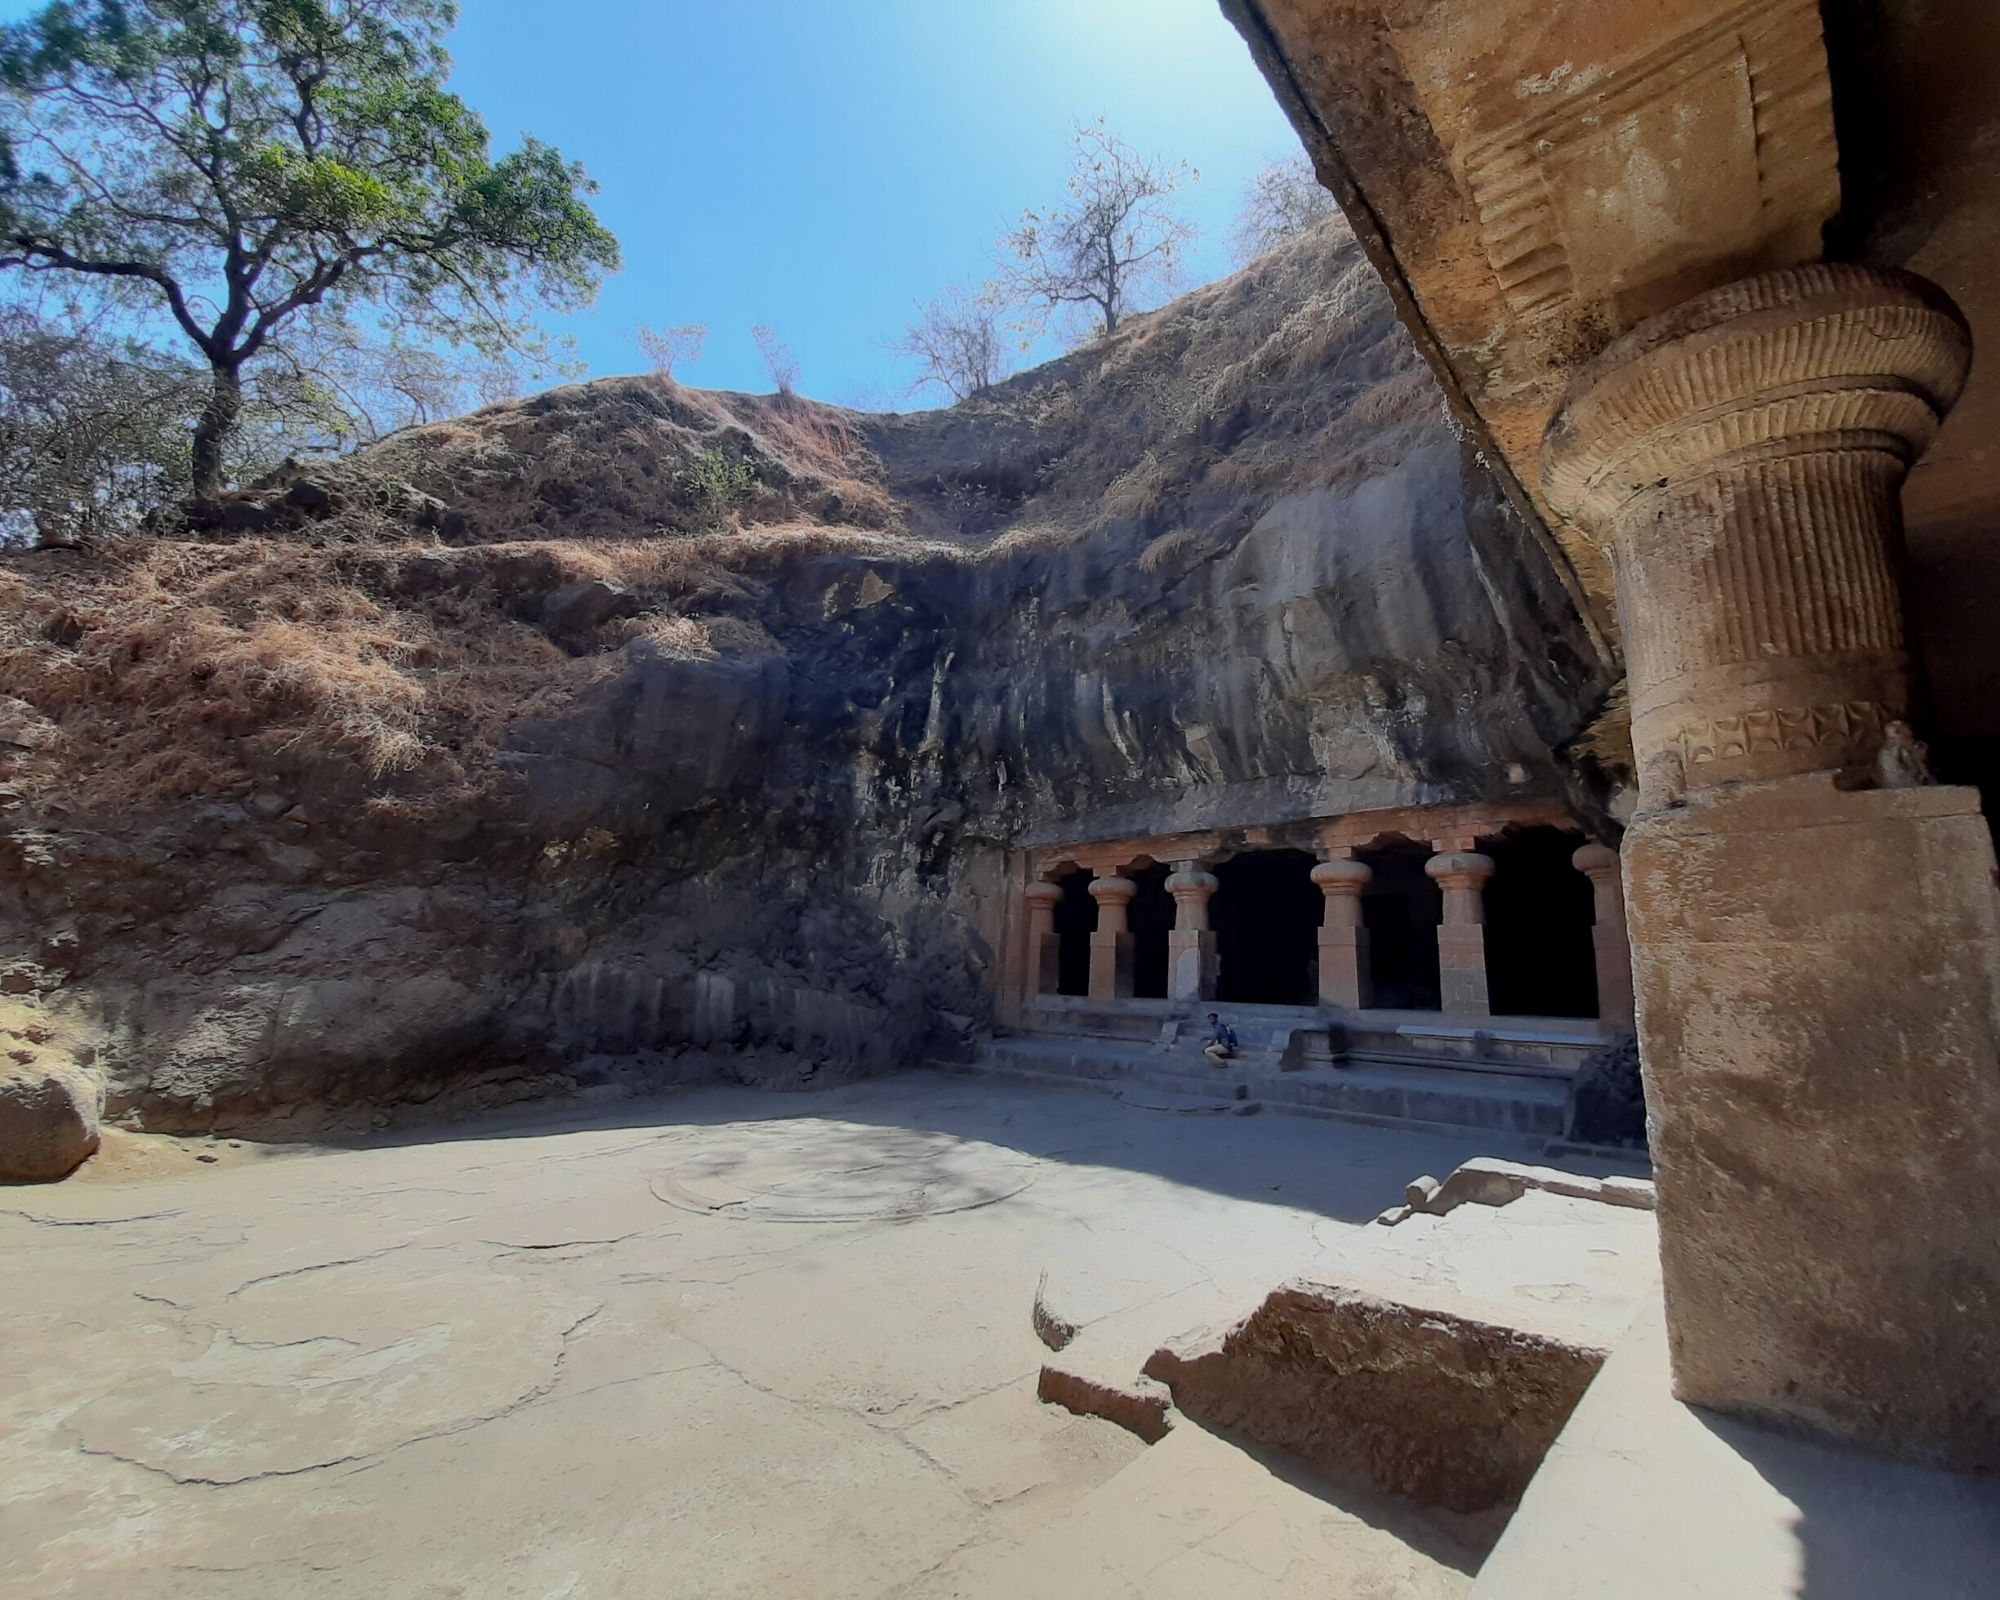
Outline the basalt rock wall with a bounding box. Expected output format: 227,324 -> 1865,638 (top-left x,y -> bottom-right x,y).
0,221 -> 1616,1145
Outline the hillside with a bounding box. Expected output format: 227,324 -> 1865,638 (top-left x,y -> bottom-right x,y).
0,218 -> 1616,1136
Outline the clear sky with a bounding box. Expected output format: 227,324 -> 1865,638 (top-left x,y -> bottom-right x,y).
435,0 -> 1305,406
0,0 -> 1306,408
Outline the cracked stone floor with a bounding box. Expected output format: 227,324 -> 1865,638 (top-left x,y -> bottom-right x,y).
1,1071 -> 1658,1599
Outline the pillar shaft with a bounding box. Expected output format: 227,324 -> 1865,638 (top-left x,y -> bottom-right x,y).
1311,856 -> 1372,1009
1425,849 -> 1494,1017
1571,843 -> 1633,1025
1544,263 -> 2000,1470
1086,875 -> 1136,1003
1163,861 -> 1219,1003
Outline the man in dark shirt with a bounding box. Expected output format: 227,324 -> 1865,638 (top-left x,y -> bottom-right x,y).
1203,1012 -> 1239,1066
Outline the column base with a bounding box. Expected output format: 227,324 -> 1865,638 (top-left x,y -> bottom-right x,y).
1436,927 -> 1491,1016
1318,927 -> 1371,1009
1088,932 -> 1135,1002
1625,773 -> 2000,1472
1035,932 -> 1061,997
1167,930 -> 1217,1002
1591,927 -> 1634,1025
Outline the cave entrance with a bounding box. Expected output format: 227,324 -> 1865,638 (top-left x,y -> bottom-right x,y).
1129,862 -> 1173,1001
1359,839 -> 1442,1011
1053,870 -> 1094,997
1213,849 -> 1320,1006
1484,827 -> 1598,1018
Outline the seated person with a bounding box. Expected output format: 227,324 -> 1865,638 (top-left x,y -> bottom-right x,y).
1203,1012 -> 1239,1066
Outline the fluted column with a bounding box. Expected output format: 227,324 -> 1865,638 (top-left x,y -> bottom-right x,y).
1311,855 -> 1372,1009
1543,264 -> 2000,1470
1571,843 -> 1633,1025
1163,861 -> 1219,1003
1543,264 -> 1971,810
1086,875 -> 1136,1003
1024,879 -> 1064,999
1425,849 -> 1494,1016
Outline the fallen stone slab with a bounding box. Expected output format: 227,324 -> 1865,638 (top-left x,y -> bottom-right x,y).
1379,1156 -> 1655,1224
1144,1279 -> 1606,1513
1037,1351 -> 1175,1445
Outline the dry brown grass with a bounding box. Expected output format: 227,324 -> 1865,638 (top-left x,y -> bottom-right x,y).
0,542 -> 591,814
0,214 -> 1442,824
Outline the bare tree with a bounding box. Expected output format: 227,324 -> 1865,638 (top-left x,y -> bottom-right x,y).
636,323 -> 707,380
1229,156 -> 1343,263
1000,119 -> 1197,343
895,288 -> 1010,403
750,323 -> 801,397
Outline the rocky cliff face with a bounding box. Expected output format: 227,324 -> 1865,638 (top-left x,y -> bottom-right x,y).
0,220 -> 1616,1152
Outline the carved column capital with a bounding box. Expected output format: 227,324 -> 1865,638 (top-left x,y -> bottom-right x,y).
1310,858 -> 1373,900
1023,878 -> 1063,939
1543,264 -> 1971,807
1163,863 -> 1219,932
1087,874 -> 1137,936
1425,850 -> 1495,899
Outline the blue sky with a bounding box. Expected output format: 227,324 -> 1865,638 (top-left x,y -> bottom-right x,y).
0,0 -> 1305,408
438,0 -> 1304,406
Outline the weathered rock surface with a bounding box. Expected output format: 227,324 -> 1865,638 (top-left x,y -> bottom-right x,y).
0,220 -> 1616,1137
1143,1281 -> 1606,1513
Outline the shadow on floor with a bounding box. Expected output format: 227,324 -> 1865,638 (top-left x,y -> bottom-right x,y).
1692,1411 -> 2000,1600
304,1067 -> 1641,1228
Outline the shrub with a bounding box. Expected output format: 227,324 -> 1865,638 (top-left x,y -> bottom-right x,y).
676,449 -> 757,518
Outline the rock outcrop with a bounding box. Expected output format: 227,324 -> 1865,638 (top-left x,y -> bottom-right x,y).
0,998 -> 101,1179
0,219 -> 1616,1141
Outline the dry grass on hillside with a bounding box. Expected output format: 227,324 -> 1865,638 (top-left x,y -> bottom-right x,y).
0,517 -> 957,818
336,379 -> 896,544
0,219 -> 1439,822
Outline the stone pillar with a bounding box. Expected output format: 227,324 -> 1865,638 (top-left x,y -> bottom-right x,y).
1311,855 -> 1372,1009
1424,849 -> 1494,1017
1571,843 -> 1634,1026
1086,875 -> 1136,1003
1544,263 -> 2000,1470
1163,861 -> 1219,1003
1024,879 -> 1063,999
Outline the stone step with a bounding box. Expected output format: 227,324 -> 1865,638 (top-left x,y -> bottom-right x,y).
969,1035 -> 1570,1141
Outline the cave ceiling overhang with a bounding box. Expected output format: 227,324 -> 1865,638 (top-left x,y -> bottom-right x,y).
1223,0 -> 1998,668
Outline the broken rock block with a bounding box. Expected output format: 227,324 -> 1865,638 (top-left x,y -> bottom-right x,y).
0,1062 -> 101,1182
1143,1281 -> 1605,1512
1037,1341 -> 1175,1445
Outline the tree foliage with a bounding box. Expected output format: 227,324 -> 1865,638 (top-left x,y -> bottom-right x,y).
0,298 -> 513,543
0,0 -> 619,493
1000,119 -> 1195,343
1229,155 -> 1341,263
894,286 -> 1008,403
0,305 -> 199,542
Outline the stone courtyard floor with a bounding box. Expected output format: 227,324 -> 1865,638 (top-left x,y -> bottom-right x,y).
1,1072 -> 1659,1599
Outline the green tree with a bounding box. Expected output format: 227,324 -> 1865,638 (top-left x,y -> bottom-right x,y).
0,0 -> 620,496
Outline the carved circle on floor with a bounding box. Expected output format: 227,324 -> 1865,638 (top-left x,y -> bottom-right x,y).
650,1125 -> 1037,1223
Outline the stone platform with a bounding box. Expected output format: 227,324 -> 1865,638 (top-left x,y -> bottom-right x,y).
961,1022 -> 1591,1145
